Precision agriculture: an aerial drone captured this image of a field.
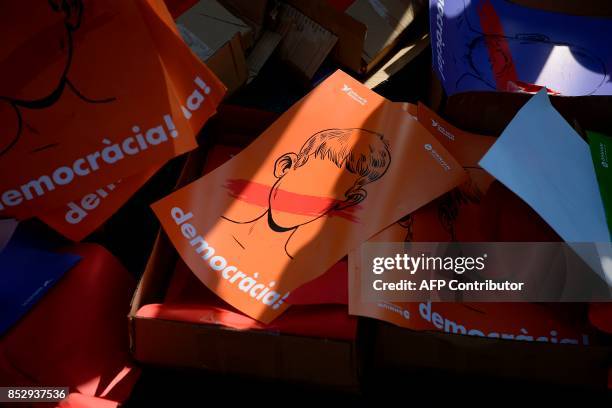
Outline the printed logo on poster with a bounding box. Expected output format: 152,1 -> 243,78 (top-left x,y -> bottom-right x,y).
424,143 -> 451,171
341,84 -> 368,105
599,142 -> 609,168
431,119 -> 455,141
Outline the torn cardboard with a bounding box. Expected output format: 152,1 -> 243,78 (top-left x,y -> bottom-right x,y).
220,0 -> 269,43
287,0 -> 424,73
246,30 -> 284,83
346,0 -> 425,71
276,3 -> 338,79
365,32 -> 429,88
177,0 -> 250,95
286,0 -> 366,73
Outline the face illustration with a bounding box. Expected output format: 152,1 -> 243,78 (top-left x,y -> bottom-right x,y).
0,1 -> 80,103
268,154 -> 365,229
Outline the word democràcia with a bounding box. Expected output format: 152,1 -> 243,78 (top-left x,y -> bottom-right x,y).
171,206 -> 290,311
0,77 -> 212,213
379,301 -> 591,345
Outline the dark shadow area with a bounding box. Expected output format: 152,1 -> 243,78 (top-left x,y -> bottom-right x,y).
6,1 -> 612,403
124,363 -> 611,406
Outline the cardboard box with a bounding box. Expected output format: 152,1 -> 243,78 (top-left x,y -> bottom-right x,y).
128,106 -> 362,391
177,0 -> 250,95
246,30 -> 284,83
373,322 -> 611,388
364,32 -> 429,89
346,0 -> 426,72
286,0 -> 425,74
275,2 -> 339,79
287,0 -> 366,73
220,0 -> 269,43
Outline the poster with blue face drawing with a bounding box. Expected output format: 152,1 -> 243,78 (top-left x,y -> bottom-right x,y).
430,0 -> 612,96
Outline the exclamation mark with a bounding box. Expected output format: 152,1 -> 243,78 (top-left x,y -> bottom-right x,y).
272,292 -> 290,310
181,106 -> 192,120
164,114 -> 179,138
195,77 -> 211,95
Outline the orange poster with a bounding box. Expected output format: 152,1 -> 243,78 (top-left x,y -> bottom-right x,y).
349,102 -> 496,325
152,70 -> 467,323
348,105 -> 594,343
355,299 -> 594,345
38,164 -> 161,241
0,0 -> 225,219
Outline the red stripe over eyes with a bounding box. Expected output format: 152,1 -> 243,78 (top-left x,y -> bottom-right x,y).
223,179 -> 362,223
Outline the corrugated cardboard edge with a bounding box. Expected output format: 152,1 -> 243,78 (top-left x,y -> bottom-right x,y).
129,146 -> 208,352
201,34 -> 248,97
132,317 -> 359,388
129,135 -> 361,390
286,0 -> 366,73
219,0 -> 269,45
373,321 -> 612,388
351,0 -> 427,73
247,30 -> 284,83
364,32 -> 429,89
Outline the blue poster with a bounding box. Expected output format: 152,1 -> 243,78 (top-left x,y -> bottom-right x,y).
430,0 -> 612,96
0,238 -> 81,336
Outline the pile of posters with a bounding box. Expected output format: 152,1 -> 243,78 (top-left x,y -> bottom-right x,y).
152,70 -> 467,322
0,0 -> 225,241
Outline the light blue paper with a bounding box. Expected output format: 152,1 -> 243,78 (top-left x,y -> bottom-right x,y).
480,90 -> 609,242
479,90 -> 611,285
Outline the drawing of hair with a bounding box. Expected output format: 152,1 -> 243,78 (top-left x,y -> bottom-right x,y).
397,214 -> 414,242
397,177 -> 483,243
437,178 -> 483,241
222,128 -> 392,259
293,128 -> 391,198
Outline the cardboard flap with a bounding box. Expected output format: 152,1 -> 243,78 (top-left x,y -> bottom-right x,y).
177,0 -> 251,55
286,0 -> 367,72
276,3 -> 338,79
347,0 -> 424,64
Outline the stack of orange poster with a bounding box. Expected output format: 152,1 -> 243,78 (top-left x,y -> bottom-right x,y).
348,104 -> 593,344
0,0 -> 225,240
152,70 -> 467,323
